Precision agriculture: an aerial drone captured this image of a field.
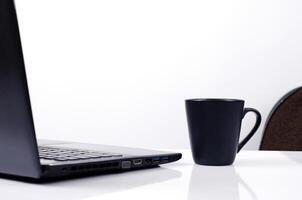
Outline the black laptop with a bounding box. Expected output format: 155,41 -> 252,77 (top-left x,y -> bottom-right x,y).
0,0 -> 181,181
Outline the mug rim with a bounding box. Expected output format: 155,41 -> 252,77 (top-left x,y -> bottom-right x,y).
185,98 -> 244,102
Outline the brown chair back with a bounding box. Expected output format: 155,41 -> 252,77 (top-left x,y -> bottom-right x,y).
260,86 -> 302,150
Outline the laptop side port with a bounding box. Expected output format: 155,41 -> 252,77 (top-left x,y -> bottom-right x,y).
161,156 -> 169,162
121,161 -> 131,169
133,159 -> 143,166
152,157 -> 160,164
145,158 -> 152,165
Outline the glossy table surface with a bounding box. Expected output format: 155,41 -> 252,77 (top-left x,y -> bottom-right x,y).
1,150 -> 301,200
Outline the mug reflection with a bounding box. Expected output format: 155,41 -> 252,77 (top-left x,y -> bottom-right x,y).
188,165 -> 257,200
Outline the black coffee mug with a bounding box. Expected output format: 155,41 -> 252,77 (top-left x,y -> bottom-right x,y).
185,99 -> 261,166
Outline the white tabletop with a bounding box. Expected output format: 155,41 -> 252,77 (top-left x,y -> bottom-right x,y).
1,150 -> 301,200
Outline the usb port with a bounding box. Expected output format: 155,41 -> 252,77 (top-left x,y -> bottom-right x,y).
161,156 -> 169,162
152,157 -> 160,163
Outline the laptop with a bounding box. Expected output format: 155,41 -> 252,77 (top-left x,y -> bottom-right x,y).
0,0 -> 181,181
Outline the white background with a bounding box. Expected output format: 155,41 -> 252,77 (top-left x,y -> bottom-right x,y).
15,0 -> 302,150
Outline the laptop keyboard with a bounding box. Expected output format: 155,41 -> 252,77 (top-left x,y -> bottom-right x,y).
39,146 -> 123,161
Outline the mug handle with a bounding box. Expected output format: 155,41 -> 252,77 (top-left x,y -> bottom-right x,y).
237,108 -> 262,152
